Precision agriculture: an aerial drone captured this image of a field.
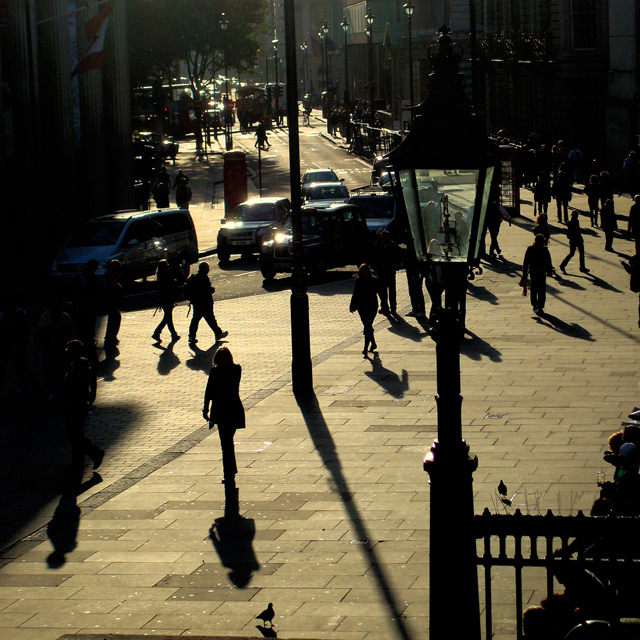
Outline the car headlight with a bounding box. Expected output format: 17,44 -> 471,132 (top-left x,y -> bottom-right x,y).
274,233 -> 288,243
222,220 -> 242,230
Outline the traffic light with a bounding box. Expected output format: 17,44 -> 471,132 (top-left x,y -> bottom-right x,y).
275,85 -> 283,98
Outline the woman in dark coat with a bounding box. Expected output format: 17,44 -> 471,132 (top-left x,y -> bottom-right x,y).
349,263 -> 379,355
152,259 -> 180,342
203,347 -> 245,483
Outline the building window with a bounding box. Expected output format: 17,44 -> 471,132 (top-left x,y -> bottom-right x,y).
571,0 -> 597,50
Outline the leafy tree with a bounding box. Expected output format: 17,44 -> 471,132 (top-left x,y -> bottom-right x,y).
128,0 -> 268,147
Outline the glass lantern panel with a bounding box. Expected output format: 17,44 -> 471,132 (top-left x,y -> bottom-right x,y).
472,166 -> 494,261
401,169 -> 480,263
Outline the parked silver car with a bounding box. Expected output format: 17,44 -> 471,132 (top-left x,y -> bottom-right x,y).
50,208 -> 199,284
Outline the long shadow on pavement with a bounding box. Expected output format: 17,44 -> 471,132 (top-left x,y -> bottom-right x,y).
209,482 -> 259,588
533,312 -> 594,341
0,399 -> 143,552
365,356 -> 409,399
295,390 -> 413,640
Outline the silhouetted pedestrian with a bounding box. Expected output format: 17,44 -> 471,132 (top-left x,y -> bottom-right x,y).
623,151 -> 639,198
533,173 -> 551,215
175,178 -> 192,210
372,230 -> 399,315
203,347 -> 245,484
621,256 -> 640,328
172,169 -> 189,189
533,213 -> 551,245
152,259 -> 180,343
35,297 -> 76,401
520,234 -> 553,315
349,263 -> 380,355
0,297 -> 34,395
628,195 -> 640,255
560,211 -> 588,274
584,174 -> 600,226
103,260 -> 123,349
487,201 -> 511,258
62,340 -> 103,482
600,199 -> 617,252
75,259 -> 99,366
404,243 -> 425,318
553,164 -> 572,223
185,262 -> 227,346
153,181 -> 170,208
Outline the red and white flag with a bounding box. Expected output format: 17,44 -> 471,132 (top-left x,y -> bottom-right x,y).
71,2 -> 113,78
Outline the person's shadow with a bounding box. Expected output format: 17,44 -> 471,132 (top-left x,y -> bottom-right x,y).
46,473 -> 102,568
155,340 -> 181,376
364,356 -> 409,399
209,483 -> 259,588
185,343 -> 218,373
98,348 -> 120,382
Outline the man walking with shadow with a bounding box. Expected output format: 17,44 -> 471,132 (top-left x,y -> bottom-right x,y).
560,211 -> 589,274
186,262 -> 228,346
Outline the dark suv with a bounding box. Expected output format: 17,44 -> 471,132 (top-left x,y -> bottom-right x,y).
217,197 -> 291,263
347,189 -> 399,238
259,204 -> 371,280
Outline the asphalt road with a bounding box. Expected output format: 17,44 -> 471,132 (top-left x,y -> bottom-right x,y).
123,118 -> 373,311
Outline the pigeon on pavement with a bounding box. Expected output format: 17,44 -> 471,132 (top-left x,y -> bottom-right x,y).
256,603 -> 275,627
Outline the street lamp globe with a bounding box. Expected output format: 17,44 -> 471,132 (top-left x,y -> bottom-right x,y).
341,17 -> 349,32
321,21 -> 329,36
365,11 -> 375,27
403,1 -> 415,17
219,13 -> 228,30
272,38 -> 278,51
364,26 -> 371,37
300,41 -> 307,52
388,27 -> 496,267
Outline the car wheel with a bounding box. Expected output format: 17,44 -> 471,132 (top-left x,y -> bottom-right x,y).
218,243 -> 230,264
260,262 -> 276,280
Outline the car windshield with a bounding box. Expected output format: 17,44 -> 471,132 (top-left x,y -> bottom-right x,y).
66,220 -> 126,247
232,203 -> 276,222
283,213 -> 324,235
352,197 -> 395,219
303,171 -> 337,184
307,185 -> 348,200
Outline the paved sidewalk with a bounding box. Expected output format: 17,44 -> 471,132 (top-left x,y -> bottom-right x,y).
2,161 -> 640,639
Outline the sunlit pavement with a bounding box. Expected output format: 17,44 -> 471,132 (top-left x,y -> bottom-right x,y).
1,146 -> 639,638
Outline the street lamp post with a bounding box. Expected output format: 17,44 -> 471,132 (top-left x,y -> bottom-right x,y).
273,38 -> 280,126
341,17 -> 351,142
319,21 -> 330,133
341,17 -> 350,106
364,8 -> 375,104
300,41 -> 308,96
219,13 -> 232,150
403,1 -> 415,107
283,0 -> 312,393
387,25 -> 497,640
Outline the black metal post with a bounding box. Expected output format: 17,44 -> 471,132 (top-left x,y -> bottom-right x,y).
408,13 -> 414,106
224,43 -> 232,149
284,0 -> 312,394
342,22 -> 350,106
423,308 -> 480,640
470,0 -> 479,109
258,143 -> 262,197
366,23 -> 374,104
273,40 -> 280,127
